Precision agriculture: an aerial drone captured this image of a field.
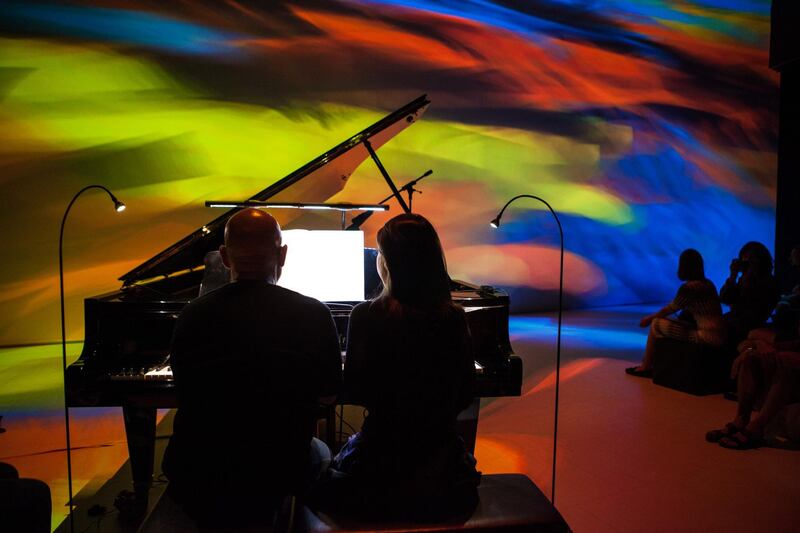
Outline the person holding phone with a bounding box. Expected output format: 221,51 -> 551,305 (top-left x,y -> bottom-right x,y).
720,241 -> 780,345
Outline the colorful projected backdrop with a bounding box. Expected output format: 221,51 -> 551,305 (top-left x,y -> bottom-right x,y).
0,1 -> 777,346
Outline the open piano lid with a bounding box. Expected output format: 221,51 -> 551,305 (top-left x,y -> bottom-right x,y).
119,94 -> 431,286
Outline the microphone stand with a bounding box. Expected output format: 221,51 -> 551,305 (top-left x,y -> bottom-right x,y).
399,169 -> 432,212
347,170 -> 432,229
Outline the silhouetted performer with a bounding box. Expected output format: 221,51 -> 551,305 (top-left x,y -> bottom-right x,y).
162,208 -> 342,527
314,213 -> 480,521
720,241 -> 779,345
627,249 -> 726,377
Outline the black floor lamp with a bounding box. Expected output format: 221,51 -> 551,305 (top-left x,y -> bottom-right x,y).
490,194 -> 563,505
59,185 -> 125,533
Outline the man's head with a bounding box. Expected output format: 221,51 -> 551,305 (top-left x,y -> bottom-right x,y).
219,208 -> 287,283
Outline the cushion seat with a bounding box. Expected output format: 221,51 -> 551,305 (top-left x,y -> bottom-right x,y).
652,338 -> 730,396
295,473 -> 569,533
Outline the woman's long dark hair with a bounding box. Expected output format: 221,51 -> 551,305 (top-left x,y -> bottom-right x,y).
739,241 -> 774,278
376,213 -> 452,311
677,248 -> 704,281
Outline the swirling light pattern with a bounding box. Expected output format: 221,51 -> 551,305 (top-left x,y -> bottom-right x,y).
0,0 -> 776,345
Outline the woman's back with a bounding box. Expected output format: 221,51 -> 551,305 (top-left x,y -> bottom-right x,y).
345,300 -> 475,452
321,213 -> 480,520
676,279 -> 724,329
331,298 -> 479,520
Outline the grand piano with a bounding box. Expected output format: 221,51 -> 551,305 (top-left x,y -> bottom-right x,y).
66,94 -> 521,500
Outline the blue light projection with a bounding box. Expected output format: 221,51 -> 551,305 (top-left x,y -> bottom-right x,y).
0,0 -> 777,346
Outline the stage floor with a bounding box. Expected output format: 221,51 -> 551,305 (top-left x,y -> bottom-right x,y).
2,304 -> 799,532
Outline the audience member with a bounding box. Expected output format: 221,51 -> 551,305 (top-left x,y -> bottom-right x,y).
788,245 -> 800,292
0,460 -> 51,533
772,244 -> 800,339
706,330 -> 800,449
162,208 -> 342,527
720,241 -> 779,345
626,249 -> 725,377
311,213 -> 480,521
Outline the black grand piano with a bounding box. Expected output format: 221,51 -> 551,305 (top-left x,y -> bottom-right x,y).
66,94 -> 521,499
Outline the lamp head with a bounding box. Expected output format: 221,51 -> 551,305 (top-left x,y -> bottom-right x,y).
489,215 -> 501,229
108,192 -> 126,212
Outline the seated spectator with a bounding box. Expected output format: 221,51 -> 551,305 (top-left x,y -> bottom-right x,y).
626,249 -> 726,377
706,331 -> 800,449
720,241 -> 779,346
773,245 -> 800,340
0,462 -> 51,533
162,209 -> 341,527
310,214 -> 480,521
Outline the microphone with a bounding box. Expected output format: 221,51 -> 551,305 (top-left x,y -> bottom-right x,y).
399,169 -> 432,191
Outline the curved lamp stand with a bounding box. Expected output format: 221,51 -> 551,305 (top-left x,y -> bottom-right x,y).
60,185 -> 125,533
490,194 -> 563,505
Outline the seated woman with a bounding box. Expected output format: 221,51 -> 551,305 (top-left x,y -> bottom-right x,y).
313,213 -> 480,520
706,331 -> 800,449
720,241 -> 780,346
626,249 -> 726,377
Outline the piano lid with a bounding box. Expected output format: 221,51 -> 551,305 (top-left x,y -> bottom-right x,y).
119,94 -> 431,286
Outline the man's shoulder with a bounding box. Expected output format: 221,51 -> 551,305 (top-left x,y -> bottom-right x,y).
272,285 -> 330,313
178,282 -> 332,320
178,285 -> 226,315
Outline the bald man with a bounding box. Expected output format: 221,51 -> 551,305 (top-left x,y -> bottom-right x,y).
162,209 -> 342,527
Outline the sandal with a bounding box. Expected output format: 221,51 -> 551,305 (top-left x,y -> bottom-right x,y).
718,429 -> 764,450
705,422 -> 741,443
625,366 -> 652,378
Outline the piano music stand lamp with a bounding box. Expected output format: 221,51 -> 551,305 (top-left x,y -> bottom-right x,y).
59,185 -> 125,533
205,201 -> 389,230
490,194 -> 563,505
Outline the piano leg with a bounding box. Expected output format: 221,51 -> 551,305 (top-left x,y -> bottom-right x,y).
456,399 -> 480,454
122,405 -> 156,499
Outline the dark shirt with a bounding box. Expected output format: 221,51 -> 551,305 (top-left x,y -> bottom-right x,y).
309,299 -> 480,521
162,280 -> 341,507
720,273 -> 779,340
344,300 -> 475,457
785,266 -> 800,296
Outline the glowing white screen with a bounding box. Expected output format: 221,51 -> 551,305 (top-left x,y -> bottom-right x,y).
278,230 -> 364,301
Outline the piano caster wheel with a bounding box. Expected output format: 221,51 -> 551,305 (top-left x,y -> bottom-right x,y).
114,489 -> 148,521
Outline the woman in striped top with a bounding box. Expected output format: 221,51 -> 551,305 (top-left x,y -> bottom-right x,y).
626,249 -> 726,377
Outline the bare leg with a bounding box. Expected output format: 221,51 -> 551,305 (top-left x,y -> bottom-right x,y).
747,327 -> 776,344
709,351 -> 782,444
639,327 -> 658,371
733,351 -> 762,428
746,352 -> 800,435
637,319 -> 663,370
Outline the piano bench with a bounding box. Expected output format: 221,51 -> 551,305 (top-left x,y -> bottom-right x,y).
295,473 -> 569,533
138,491 -> 278,533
